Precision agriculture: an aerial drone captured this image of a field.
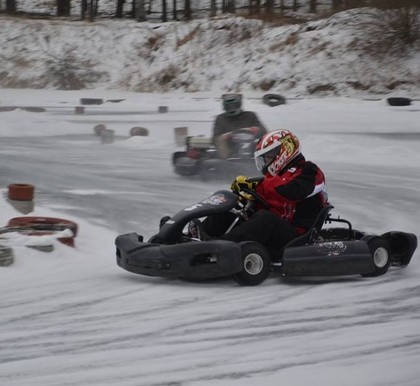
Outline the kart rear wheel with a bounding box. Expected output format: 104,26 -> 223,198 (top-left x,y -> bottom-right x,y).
362,236 -> 391,277
232,242 -> 271,286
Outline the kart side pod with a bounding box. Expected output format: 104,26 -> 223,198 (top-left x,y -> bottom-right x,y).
280,240 -> 374,276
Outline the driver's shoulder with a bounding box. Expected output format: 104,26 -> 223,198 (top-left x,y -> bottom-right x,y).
241,110 -> 259,117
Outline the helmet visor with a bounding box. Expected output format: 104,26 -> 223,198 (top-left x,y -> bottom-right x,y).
222,94 -> 242,113
255,144 -> 281,171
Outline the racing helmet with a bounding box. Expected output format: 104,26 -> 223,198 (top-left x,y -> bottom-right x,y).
254,129 -> 301,176
222,93 -> 242,116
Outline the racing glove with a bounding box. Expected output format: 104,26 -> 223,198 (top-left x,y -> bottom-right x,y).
230,175 -> 257,193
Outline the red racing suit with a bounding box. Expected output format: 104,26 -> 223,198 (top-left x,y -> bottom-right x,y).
255,155 -> 328,234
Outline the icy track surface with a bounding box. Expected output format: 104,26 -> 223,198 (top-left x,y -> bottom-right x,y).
0,90 -> 419,386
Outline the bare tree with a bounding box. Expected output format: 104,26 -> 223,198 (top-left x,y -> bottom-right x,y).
136,0 -> 146,21
88,0 -> 98,21
130,0 -> 135,17
173,0 -> 178,20
184,0 -> 191,20
6,0 -> 16,14
280,0 -> 285,15
162,0 -> 167,21
265,0 -> 274,15
116,0 -> 124,17
331,0 -> 343,11
210,0 -> 217,17
248,0 -> 261,15
81,0 -> 87,19
57,0 -> 71,16
223,0 -> 235,13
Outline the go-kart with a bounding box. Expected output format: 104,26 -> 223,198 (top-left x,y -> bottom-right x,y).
172,128 -> 259,180
115,185 -> 417,286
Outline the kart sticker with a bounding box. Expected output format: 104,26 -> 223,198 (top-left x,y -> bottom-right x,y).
316,241 -> 347,256
184,194 -> 227,211
202,193 -> 227,206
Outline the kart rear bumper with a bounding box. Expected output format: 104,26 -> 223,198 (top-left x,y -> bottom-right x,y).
115,233 -> 243,280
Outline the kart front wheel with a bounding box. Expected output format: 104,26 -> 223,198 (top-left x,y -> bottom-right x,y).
362,236 -> 391,277
232,242 -> 271,286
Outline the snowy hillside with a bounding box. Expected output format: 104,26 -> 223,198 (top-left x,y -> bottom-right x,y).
1,8 -> 419,96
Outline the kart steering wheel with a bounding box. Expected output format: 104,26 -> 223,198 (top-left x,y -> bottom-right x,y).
236,186 -> 271,210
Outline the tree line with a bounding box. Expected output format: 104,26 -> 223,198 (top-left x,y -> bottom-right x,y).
1,0 -> 419,22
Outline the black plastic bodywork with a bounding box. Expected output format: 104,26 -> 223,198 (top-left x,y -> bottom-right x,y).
157,190 -> 237,243
116,233 -> 242,280
116,190 -> 244,280
115,191 -> 417,281
280,240 -> 374,276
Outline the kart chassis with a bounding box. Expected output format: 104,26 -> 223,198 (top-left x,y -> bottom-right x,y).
115,190 -> 417,286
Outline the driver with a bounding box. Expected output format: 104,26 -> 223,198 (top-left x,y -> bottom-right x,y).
192,129 -> 329,254
212,93 -> 267,159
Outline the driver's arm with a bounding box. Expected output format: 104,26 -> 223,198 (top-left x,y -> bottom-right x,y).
249,112 -> 268,137
212,114 -> 229,145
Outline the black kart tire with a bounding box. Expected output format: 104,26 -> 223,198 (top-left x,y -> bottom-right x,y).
80,98 -> 103,105
93,124 -> 107,136
362,236 -> 391,277
174,157 -> 199,176
232,242 -> 271,286
387,97 -> 411,106
263,94 -> 286,107
130,127 -> 149,137
0,245 -> 14,267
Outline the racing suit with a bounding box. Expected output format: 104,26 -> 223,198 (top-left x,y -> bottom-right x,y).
203,154 -> 328,253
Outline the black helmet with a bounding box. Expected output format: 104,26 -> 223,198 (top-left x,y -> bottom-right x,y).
222,93 -> 242,116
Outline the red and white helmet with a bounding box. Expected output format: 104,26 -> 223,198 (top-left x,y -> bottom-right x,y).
254,129 -> 301,176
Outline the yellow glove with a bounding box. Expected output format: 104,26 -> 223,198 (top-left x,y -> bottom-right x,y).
230,175 -> 257,193
238,192 -> 254,203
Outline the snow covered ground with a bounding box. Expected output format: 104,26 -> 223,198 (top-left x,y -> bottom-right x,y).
0,89 -> 419,386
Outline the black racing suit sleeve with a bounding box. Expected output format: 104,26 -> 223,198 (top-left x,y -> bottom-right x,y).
274,161 -> 326,229
274,162 -> 319,201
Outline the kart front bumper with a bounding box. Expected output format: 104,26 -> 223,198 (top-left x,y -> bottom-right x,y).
115,233 -> 243,280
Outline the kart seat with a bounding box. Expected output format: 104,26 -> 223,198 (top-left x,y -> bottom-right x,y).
286,205 -> 334,248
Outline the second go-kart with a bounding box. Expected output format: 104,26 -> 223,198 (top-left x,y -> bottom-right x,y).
115,186 -> 417,286
172,128 -> 260,180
